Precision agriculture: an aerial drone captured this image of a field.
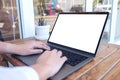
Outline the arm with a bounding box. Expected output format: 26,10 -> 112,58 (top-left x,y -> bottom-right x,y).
0,41 -> 67,80
0,40 -> 50,55
0,49 -> 67,80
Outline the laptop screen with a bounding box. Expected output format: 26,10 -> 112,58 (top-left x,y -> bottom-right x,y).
48,12 -> 108,54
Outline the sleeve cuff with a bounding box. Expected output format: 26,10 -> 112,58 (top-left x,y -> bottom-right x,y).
15,66 -> 39,80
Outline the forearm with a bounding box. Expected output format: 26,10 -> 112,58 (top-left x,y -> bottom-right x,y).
0,41 -> 18,54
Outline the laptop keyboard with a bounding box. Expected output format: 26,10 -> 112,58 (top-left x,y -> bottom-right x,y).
50,46 -> 88,66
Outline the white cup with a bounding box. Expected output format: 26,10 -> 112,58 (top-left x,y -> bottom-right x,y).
35,25 -> 50,40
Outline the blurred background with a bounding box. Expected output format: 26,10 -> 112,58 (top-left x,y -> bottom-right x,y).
0,0 -> 120,45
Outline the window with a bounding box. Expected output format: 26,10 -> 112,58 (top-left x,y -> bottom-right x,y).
0,0 -> 20,41
92,0 -> 120,44
33,0 -> 86,32
92,0 -> 112,42
18,0 -> 120,44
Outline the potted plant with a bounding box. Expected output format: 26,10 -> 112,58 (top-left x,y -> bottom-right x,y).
35,0 -> 50,40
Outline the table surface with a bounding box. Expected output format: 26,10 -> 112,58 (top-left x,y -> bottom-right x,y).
5,37 -> 120,80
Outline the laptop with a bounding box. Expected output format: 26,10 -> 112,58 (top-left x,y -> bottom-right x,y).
12,12 -> 109,80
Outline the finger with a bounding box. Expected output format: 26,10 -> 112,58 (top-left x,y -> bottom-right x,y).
51,49 -> 58,53
57,50 -> 62,57
34,43 -> 50,50
61,56 -> 67,62
41,44 -> 50,50
31,49 -> 44,54
58,56 -> 67,66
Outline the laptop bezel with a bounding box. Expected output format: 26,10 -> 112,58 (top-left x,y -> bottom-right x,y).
47,12 -> 109,57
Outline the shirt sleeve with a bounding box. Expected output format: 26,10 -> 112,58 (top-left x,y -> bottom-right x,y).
0,66 -> 39,80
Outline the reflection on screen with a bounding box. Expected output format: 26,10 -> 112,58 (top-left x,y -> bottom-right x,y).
49,13 -> 107,54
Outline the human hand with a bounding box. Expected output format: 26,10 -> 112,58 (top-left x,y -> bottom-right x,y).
31,49 -> 67,80
14,40 -> 50,55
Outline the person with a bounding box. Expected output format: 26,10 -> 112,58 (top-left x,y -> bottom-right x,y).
0,40 -> 67,80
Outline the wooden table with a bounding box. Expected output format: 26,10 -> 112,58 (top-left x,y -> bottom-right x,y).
4,38 -> 120,80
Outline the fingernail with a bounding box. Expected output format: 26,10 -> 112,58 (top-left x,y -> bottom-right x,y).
40,50 -> 43,52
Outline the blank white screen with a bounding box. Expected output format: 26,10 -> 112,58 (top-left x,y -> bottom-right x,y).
49,13 -> 107,54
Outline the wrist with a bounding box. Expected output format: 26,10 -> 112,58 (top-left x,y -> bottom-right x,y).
0,42 -> 17,54
31,64 -> 51,80
6,43 -> 19,54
